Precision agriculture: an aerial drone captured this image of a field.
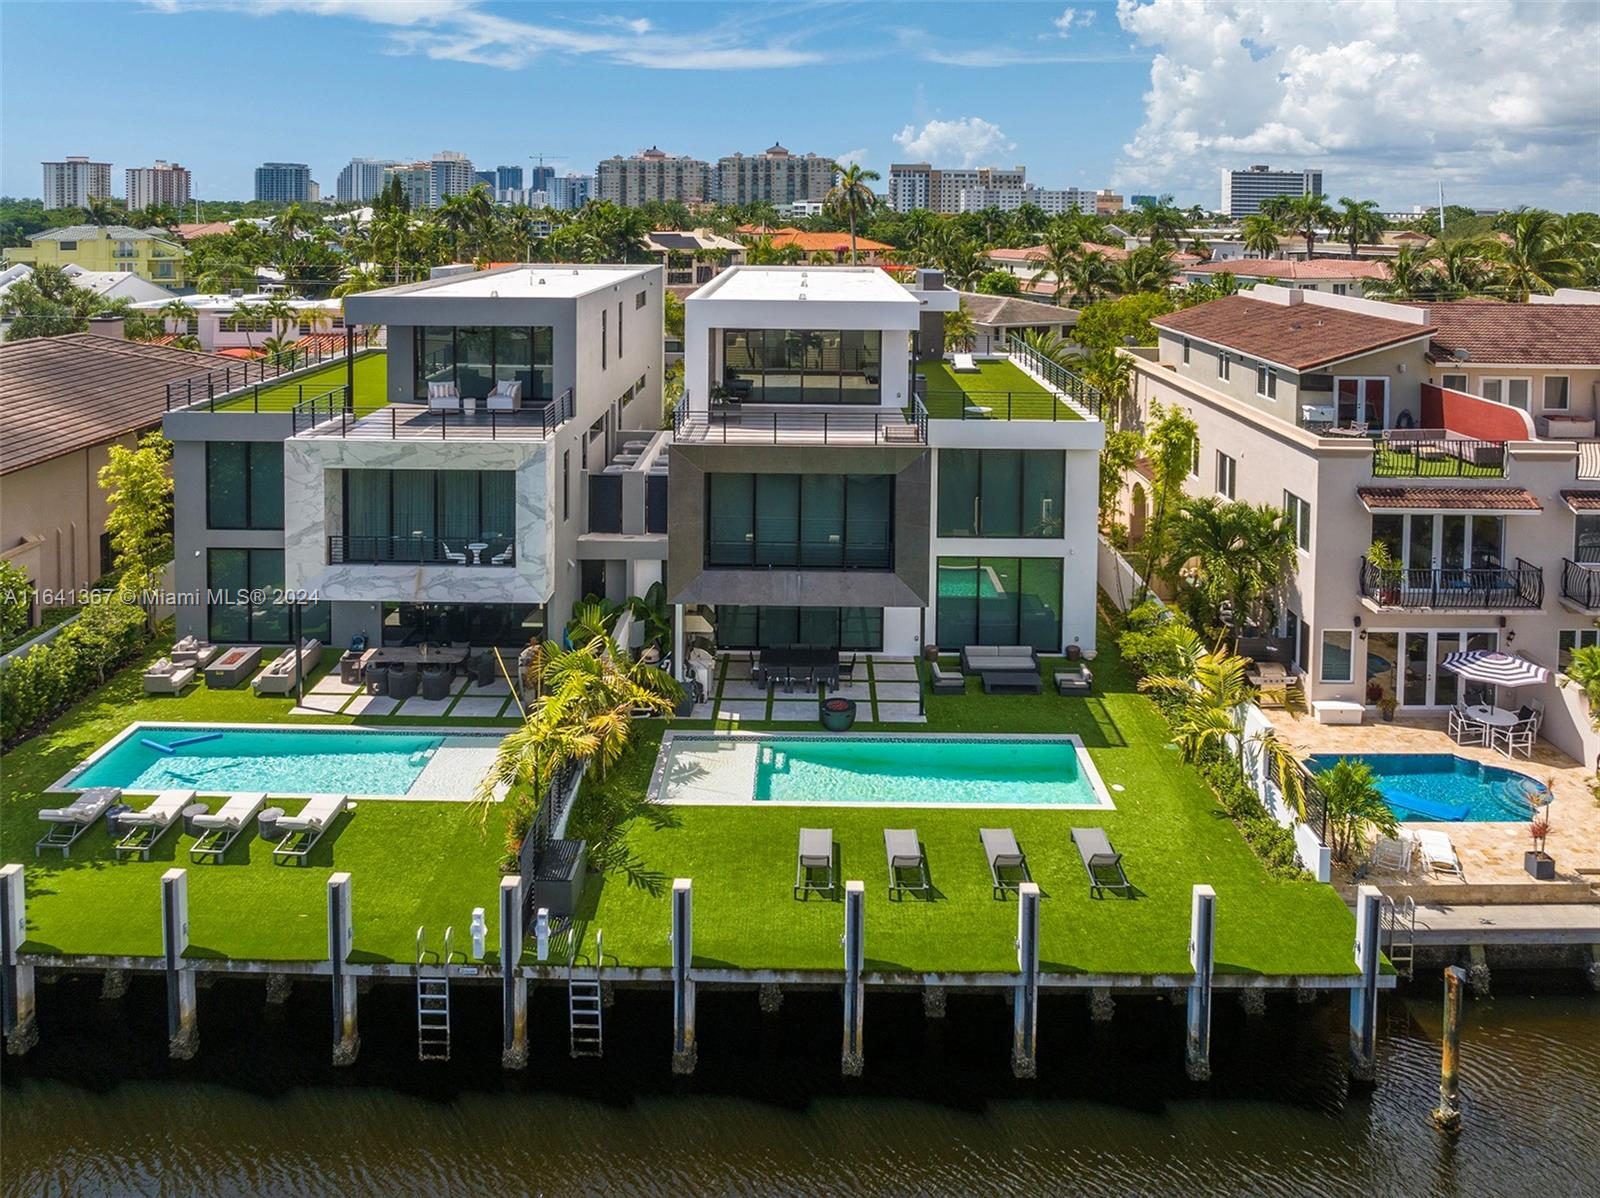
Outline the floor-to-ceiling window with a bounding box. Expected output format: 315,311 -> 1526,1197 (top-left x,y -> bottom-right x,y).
380,603 -> 545,647
935,557 -> 1063,651
705,473 -> 893,569
413,326 -> 553,401
721,329 -> 882,405
207,548 -> 330,644
936,449 -> 1064,538
1371,513 -> 1505,582
206,442 -> 284,530
713,606 -> 883,650
1365,628 -> 1496,707
341,470 -> 515,563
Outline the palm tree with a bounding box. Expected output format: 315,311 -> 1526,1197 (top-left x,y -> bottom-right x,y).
1028,234 -> 1083,304
1113,242 -> 1179,295
436,192 -> 480,261
934,238 -> 985,290
86,196 -> 119,227
1428,239 -> 1495,299
942,301 -> 976,352
1334,197 -> 1384,260
261,295 -> 301,342
1169,496 -> 1296,644
1019,327 -> 1072,363
158,298 -> 194,337
1314,758 -> 1398,863
826,162 -> 881,264
1138,630 -> 1252,762
333,263 -> 386,298
1060,249 -> 1114,307
1282,195 -> 1335,258
194,256 -> 256,293
1240,214 -> 1281,258
225,300 -> 265,349
1362,244 -> 1428,300
1134,195 -> 1187,244
1488,209 -> 1581,301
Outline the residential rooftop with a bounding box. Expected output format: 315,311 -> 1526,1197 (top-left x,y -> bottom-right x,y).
351,263 -> 657,303
691,264 -> 921,306
1356,485 -> 1543,512
1420,303 -> 1600,366
1184,258 -> 1391,280
26,224 -> 179,245
957,291 -> 1079,325
1151,293 -> 1432,371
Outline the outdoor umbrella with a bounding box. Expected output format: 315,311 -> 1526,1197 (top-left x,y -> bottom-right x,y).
1439,650 -> 1550,688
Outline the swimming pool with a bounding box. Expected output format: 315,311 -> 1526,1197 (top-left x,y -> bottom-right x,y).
66,725 -> 455,798
1305,753 -> 1542,822
653,733 -> 1114,808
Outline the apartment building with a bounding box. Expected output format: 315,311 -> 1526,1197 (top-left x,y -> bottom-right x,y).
336,158 -> 402,205
385,162 -> 434,211
430,151 -> 476,207
42,157 -> 112,209
666,266 -> 1103,665
4,225 -> 186,287
889,163 -> 1027,214
1219,165 -> 1323,216
956,184 -> 1096,217
125,161 -> 191,212
596,147 -> 714,208
1125,286 -> 1600,760
255,162 -> 312,204
716,144 -> 834,207
164,264 -> 666,652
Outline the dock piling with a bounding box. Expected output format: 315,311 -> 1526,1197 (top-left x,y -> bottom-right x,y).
162,868 -> 197,1060
500,877 -> 526,1070
1349,884 -> 1382,1082
1012,881 -> 1040,1079
922,984 -> 946,1019
1432,966 -> 1466,1134
758,983 -> 783,1015
670,878 -> 696,1075
1588,945 -> 1600,992
1467,944 -> 1491,997
842,880 -> 864,1077
327,872 -> 358,1066
100,968 -> 129,1001
1,864 -> 38,1056
265,974 -> 292,1006
1089,987 -> 1114,1022
1186,884 -> 1216,1082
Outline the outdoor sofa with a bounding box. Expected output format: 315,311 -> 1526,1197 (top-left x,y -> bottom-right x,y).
929,661 -> 966,694
960,645 -> 1042,694
143,658 -> 197,695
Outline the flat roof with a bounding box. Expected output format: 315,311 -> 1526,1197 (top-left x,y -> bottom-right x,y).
358,263 -> 656,301
692,265 -> 920,307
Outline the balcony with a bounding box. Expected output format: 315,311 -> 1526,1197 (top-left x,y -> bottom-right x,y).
327,535 -> 515,567
298,390 -> 573,441
673,400 -> 926,446
1561,558 -> 1600,610
1358,557 -> 1543,611
1370,432 -> 1507,479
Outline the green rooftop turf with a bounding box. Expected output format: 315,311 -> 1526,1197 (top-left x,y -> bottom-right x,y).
918,360 -> 1082,421
212,351 -> 389,414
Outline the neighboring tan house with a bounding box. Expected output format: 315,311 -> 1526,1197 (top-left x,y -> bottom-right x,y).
956,292 -> 1080,354
0,332 -> 230,609
3,225 -> 187,288
739,226 -> 897,264
984,242 -> 1202,300
1178,258 -> 1390,295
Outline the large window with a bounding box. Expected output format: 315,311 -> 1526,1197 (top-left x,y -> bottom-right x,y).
1284,490 -> 1311,552
721,329 -> 882,405
1320,629 -> 1353,683
705,473 -> 893,569
713,606 -> 883,650
381,602 -> 544,647
1560,628 -> 1600,672
1216,451 -> 1236,499
207,548 -> 329,644
935,557 -> 1063,651
413,325 -> 553,402
1371,513 -> 1504,573
206,442 -> 283,530
343,469 -> 515,563
936,450 -> 1064,538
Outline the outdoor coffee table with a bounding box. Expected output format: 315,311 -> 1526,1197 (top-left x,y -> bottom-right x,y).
204,645 -> 262,688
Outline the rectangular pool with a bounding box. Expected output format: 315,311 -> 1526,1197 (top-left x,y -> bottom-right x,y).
1305,753 -> 1542,822
653,733 -> 1114,808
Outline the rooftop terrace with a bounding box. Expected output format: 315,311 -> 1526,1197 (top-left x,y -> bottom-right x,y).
918,359 -> 1085,421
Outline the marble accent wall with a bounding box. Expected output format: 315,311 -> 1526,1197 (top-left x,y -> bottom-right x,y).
282,437 -> 554,604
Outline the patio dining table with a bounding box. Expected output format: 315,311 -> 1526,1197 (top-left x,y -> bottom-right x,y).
759,647 -> 841,691
1464,704 -> 1518,728
357,645 -> 470,669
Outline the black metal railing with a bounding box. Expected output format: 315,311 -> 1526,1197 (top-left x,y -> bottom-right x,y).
164,326 -> 380,411
327,534 -> 515,567
290,385 -> 352,432
1006,334 -> 1107,420
305,388 -> 574,440
1282,758 -> 1328,848
674,398 -> 925,445
1561,558 -> 1600,609
1370,433 -> 1507,478
1359,556 -> 1543,609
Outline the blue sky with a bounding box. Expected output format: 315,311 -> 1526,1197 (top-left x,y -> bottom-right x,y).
2,1 -> 1596,210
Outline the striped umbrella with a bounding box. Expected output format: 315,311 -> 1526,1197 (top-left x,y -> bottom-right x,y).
1440,650 -> 1550,688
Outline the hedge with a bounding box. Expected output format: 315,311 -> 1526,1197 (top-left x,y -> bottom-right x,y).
1,597 -> 148,746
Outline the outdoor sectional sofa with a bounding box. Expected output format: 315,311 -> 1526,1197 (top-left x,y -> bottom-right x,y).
959,645 -> 1042,694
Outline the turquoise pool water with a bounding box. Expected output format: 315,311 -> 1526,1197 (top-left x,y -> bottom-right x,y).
1305,753 -> 1542,822
73,727 -> 445,796
752,737 -> 1102,806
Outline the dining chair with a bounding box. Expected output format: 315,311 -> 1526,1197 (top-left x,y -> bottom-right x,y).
1448,705 -> 1488,747
1493,718 -> 1536,759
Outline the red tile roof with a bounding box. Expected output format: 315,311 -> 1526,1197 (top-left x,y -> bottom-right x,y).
1152,295 -> 1430,370
1357,486 -> 1543,511
1561,490 -> 1600,512
1185,258 -> 1390,280
174,221 -> 238,241
745,227 -> 894,254
1421,304 -> 1600,366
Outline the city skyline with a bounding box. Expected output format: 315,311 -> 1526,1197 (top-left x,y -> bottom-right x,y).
3,1 -> 1595,210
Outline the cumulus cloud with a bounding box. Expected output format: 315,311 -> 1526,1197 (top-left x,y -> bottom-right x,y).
1112,0 -> 1600,206
1053,7 -> 1096,36
893,118 -> 1016,167
834,148 -> 869,168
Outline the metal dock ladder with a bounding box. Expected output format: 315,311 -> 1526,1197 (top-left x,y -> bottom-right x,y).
415,925 -> 454,1061
568,929 -> 604,1058
1380,895 -> 1416,980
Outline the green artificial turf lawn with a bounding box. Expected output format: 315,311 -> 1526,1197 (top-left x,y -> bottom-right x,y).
573,634 -> 1357,979
917,360 -> 1081,421
1370,444 -> 1504,479
2,638 -> 506,963
214,351 -> 389,414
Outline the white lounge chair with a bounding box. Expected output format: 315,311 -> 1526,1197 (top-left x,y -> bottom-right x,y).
1371,833 -> 1414,875
36,788 -> 120,857
114,789 -> 195,860
951,352 -> 980,373
486,378 -> 522,412
143,658 -> 196,695
1415,829 -> 1464,879
427,381 -> 460,412
190,793 -> 266,864
272,794 -> 349,865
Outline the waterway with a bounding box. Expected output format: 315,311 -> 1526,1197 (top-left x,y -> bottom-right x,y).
3,973 -> 1597,1196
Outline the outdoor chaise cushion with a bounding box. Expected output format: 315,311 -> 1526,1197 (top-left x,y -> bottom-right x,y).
36,787 -> 119,857
884,828 -> 930,898
794,827 -> 834,899
192,792 -> 266,831
980,827 -> 1030,898
1054,668 -> 1093,696
272,795 -> 349,865
114,789 -> 195,858
1416,829 -> 1464,879
144,661 -> 196,694
1072,826 -> 1132,897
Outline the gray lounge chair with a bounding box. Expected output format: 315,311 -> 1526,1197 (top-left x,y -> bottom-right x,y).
190,793 -> 266,864
929,661 -> 966,694
980,827 -> 1031,898
884,828 -> 930,899
113,789 -> 195,860
794,827 -> 834,899
1072,826 -> 1131,898
271,794 -> 349,865
1054,667 -> 1093,696
35,787 -> 119,857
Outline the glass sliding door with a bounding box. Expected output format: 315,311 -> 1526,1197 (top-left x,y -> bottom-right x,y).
391,471 -> 436,551
706,474 -> 754,566
936,450 -> 980,537
1018,559 -> 1064,650
935,556 -> 1063,651
1365,631 -> 1399,703
845,475 -> 892,568
1402,632 -> 1430,707
978,558 -> 1021,645
801,475 -> 845,568
754,474 -> 800,566
704,473 -> 893,570
936,558 -> 979,650
713,606 -> 884,650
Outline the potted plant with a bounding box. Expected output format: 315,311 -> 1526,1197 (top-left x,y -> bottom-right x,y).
820,695 -> 857,731
1378,694 -> 1398,722
1365,541 -> 1400,605
1366,680 -> 1384,704
1524,808 -> 1555,879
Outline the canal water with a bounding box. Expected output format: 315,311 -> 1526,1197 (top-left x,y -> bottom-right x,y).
3,973 -> 1597,1196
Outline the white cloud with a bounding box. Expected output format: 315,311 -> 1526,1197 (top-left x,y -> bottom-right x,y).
1053,7 -> 1096,35
1112,0 -> 1600,206
834,148 -> 869,168
893,118 -> 1016,168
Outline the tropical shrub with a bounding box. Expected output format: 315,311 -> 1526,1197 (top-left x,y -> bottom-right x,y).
1314,758 -> 1398,863
1116,600 -> 1194,680
1,596 -> 147,744
0,560 -> 31,642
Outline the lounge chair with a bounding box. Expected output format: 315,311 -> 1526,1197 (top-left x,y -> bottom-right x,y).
1072,826 -> 1131,898
189,793 -> 266,864
1416,829 -> 1465,879
951,352 -> 980,373
980,827 -> 1031,899
486,379 -> 523,412
1371,833 -> 1414,875
272,794 -> 349,865
929,661 -> 966,694
35,787 -> 119,858
143,658 -> 196,695
427,381 -> 460,412
1054,667 -> 1093,696
884,828 -> 930,899
794,827 -> 835,899
113,789 -> 195,860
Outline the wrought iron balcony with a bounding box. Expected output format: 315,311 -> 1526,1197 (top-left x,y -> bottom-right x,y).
1561,558 -> 1600,610
1358,557 -> 1543,610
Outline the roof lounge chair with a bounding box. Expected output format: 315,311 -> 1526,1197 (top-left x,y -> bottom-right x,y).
143,657 -> 196,695
884,828 -> 930,900
980,827 -> 1031,899
1072,826 -> 1131,898
1416,829 -> 1465,879
35,787 -> 119,858
929,661 -> 966,694
189,793 -> 266,864
427,381 -> 460,412
113,789 -> 195,860
794,827 -> 835,900
486,378 -> 523,412
271,794 -> 349,865
951,352 -> 980,373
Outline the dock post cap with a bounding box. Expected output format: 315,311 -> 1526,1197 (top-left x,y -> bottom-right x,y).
329,870 -> 352,885
1193,883 -> 1216,899
1018,881 -> 1041,897
161,867 -> 186,882
673,877 -> 692,891
499,875 -> 519,892
845,879 -> 865,894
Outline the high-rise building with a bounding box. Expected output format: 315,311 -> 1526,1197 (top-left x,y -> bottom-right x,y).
1219,165 -> 1323,217
385,162 -> 434,211
498,165 -> 528,197
42,157 -> 112,209
955,184 -> 1096,217
715,144 -> 835,207
255,162 -> 312,204
549,173 -> 593,211
888,163 -> 1026,213
1096,190 -> 1125,215
474,170 -> 497,190
336,158 -> 402,205
430,151 -> 475,207
125,161 -> 191,211
596,147 -> 713,207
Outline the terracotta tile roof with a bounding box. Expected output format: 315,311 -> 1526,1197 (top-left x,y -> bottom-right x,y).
748,227 -> 894,255
174,221 -> 238,241
1151,295 -> 1430,370
1,334 -> 232,475
957,291 -> 1078,326
1421,303 -> 1600,366
1561,490 -> 1600,512
1357,486 -> 1543,511
989,241 -> 1138,263
1184,258 -> 1390,280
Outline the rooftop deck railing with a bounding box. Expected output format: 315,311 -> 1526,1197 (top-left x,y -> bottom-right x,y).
1005,334 -> 1107,420
298,388 -> 575,440
163,326 -> 380,412
673,395 -> 927,446
327,534 -> 515,568
1561,558 -> 1600,610
1369,432 -> 1507,478
1358,556 -> 1544,610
